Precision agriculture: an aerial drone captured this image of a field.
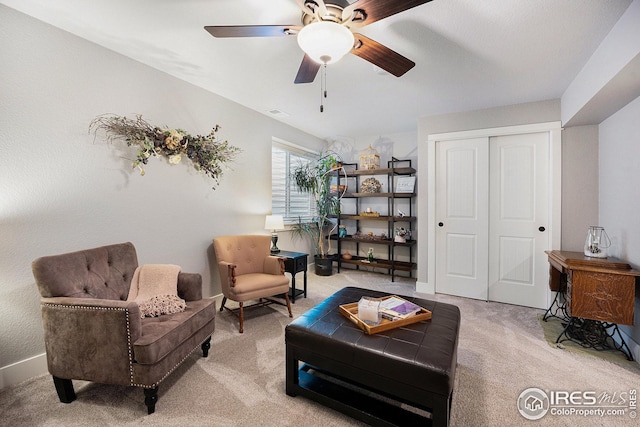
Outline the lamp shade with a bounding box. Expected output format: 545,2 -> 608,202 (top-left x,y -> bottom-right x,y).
265,215 -> 285,231
297,21 -> 355,65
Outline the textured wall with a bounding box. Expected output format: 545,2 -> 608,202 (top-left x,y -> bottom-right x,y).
599,95 -> 640,345
0,5 -> 324,369
560,125 -> 599,251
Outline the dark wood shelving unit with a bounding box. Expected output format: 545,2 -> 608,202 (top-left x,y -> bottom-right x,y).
332,158 -> 416,281
343,192 -> 414,198
334,215 -> 417,222
338,256 -> 415,272
330,235 -> 416,247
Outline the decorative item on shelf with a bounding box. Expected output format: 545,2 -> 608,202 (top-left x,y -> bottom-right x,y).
360,177 -> 382,193
398,209 -> 406,218
265,215 -> 285,253
330,184 -> 347,194
394,227 -> 411,243
360,210 -> 380,217
338,225 -> 347,238
89,114 -> 240,189
359,144 -> 380,170
395,176 -> 416,193
352,231 -> 386,241
367,248 -> 375,262
342,251 -> 352,260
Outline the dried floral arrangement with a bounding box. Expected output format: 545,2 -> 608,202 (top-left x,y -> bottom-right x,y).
90,114 -> 241,189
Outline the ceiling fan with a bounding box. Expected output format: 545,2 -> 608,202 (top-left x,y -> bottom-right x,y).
204,0 -> 433,84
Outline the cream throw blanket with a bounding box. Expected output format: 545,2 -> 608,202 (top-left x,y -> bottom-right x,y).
127,264 -> 186,318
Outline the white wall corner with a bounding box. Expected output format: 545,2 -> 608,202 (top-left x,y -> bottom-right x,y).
562,0 -> 640,126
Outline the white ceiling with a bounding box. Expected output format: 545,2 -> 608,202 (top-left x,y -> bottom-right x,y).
1,0 -> 633,139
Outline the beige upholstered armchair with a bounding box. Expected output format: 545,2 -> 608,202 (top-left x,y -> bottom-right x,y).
31,242 -> 216,414
213,235 -> 292,333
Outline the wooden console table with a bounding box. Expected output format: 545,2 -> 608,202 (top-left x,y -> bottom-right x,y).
545,250 -> 640,360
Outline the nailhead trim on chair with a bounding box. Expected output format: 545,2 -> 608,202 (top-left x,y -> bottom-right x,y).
42,303 -> 136,385
132,336 -> 211,389
125,309 -> 135,386
42,303 -> 209,388
42,303 -> 211,389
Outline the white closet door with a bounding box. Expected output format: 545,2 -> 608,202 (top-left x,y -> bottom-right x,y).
435,137 -> 489,300
488,132 -> 549,309
434,132 -> 550,309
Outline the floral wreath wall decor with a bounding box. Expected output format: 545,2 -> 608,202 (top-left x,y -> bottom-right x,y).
90,114 -> 241,189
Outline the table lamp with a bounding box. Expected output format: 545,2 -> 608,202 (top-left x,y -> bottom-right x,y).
265,215 -> 284,254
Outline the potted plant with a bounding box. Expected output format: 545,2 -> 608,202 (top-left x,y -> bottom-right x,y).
291,153 -> 344,276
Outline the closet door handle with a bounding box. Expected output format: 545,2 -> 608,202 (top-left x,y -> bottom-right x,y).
538,226 -> 546,232
438,222 -> 444,227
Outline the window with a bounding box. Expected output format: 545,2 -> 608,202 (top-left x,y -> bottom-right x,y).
271,139 -> 319,223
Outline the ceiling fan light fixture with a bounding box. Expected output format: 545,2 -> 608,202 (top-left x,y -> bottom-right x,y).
297,21 -> 354,65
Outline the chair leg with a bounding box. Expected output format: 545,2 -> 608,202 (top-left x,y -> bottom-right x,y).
144,386 -> 159,415
52,376 -> 76,403
201,336 -> 212,357
284,293 -> 293,318
239,302 -> 244,333
219,296 -> 227,312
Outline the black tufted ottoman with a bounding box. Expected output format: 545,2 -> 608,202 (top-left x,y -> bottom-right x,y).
285,286 -> 460,427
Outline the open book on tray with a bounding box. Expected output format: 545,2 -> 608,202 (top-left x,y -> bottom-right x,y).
379,296 -> 423,320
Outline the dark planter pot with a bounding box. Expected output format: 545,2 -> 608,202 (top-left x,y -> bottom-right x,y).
314,255 -> 334,276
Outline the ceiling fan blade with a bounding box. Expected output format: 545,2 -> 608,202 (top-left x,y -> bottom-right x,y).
294,54 -> 321,84
351,34 -> 415,77
204,25 -> 300,38
343,0 -> 433,28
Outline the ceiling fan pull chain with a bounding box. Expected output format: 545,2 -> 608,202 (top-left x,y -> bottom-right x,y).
320,63 -> 327,113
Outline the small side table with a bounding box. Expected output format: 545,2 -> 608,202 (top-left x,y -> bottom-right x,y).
277,251 -> 308,303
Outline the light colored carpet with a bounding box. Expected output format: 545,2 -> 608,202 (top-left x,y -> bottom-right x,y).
1,269 -> 639,426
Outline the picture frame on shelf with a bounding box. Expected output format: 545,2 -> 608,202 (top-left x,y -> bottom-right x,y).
395,176 -> 416,193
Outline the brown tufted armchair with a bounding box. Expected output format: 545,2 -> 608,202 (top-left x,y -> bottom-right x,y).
212,235 -> 292,333
31,242 -> 216,414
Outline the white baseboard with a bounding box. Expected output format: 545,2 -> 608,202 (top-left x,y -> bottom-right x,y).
0,353 -> 48,390
415,280 -> 435,295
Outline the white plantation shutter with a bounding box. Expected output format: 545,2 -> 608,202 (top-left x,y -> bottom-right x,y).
271,141 -> 317,223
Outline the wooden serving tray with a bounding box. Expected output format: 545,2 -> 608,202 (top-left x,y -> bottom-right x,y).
339,296 -> 432,335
